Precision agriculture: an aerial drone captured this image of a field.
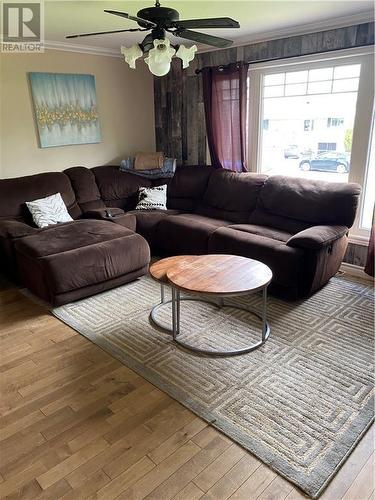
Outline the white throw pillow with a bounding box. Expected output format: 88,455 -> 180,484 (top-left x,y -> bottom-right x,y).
26,192 -> 73,228
136,185 -> 167,210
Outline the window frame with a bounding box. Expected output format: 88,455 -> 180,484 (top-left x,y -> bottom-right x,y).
247,46 -> 375,243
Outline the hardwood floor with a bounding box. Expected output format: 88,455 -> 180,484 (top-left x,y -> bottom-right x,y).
0,282 -> 374,500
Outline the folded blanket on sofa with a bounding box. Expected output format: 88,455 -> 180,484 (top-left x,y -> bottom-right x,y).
120,157 -> 176,179
134,152 -> 164,170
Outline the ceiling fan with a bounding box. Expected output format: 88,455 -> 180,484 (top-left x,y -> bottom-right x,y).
66,1 -> 240,49
66,1 -> 240,76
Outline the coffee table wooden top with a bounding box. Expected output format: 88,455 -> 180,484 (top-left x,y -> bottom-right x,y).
149,255 -> 272,296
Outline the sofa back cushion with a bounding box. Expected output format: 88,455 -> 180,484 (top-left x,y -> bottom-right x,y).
167,165 -> 215,211
196,170 -> 267,223
64,166 -> 105,212
92,166 -> 153,211
0,172 -> 80,222
252,175 -> 361,229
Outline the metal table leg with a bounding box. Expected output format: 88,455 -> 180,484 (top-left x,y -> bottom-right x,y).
262,287 -> 267,342
171,287 -> 177,340
150,283 -> 271,356
150,283 -> 215,335
176,289 -> 181,337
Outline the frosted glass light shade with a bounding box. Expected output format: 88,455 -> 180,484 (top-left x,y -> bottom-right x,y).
145,38 -> 176,77
121,38 -> 196,76
121,44 -> 143,69
176,44 -> 197,69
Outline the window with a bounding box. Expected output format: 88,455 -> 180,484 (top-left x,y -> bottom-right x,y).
247,48 -> 375,240
259,62 -> 360,183
304,119 -> 314,131
262,64 -> 360,98
318,142 -> 336,152
327,117 -> 344,127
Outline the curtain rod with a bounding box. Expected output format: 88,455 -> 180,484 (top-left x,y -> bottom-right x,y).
194,42 -> 374,75
195,62 -> 242,75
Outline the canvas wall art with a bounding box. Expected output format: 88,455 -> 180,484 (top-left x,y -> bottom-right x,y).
29,72 -> 101,148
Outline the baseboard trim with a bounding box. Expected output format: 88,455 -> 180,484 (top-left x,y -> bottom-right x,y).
340,262 -> 374,282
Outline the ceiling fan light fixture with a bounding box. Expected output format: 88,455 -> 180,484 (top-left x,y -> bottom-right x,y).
176,44 -> 197,69
121,44 -> 143,69
67,2 -> 239,74
145,38 -> 176,76
67,2 -> 239,76
149,38 -> 176,63
144,53 -> 171,77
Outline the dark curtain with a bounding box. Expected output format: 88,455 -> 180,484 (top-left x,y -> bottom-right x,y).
202,62 -> 249,172
365,207 -> 374,276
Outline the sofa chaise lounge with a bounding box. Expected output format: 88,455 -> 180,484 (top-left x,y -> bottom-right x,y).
0,164 -> 361,304
0,171 -> 150,305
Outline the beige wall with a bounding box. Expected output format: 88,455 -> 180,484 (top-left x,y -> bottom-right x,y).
0,49 -> 155,179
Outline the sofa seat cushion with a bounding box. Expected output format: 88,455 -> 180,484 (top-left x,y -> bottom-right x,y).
0,219 -> 40,240
127,209 -> 181,247
248,209 -> 312,234
15,220 -> 134,258
156,213 -> 232,254
14,219 -> 150,296
0,219 -> 42,278
79,209 -> 137,231
227,224 -> 293,243
208,227 -> 305,288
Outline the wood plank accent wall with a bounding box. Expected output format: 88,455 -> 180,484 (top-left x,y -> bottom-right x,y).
344,242 -> 369,267
154,22 -> 374,165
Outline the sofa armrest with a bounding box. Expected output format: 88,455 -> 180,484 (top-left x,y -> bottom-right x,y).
112,213 -> 137,232
80,207 -> 124,220
286,225 -> 348,250
0,219 -> 39,239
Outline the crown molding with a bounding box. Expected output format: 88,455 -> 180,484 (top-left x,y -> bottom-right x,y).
44,40 -> 122,57
44,12 -> 374,58
198,11 -> 375,54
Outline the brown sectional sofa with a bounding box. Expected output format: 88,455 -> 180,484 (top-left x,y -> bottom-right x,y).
0,164 -> 361,304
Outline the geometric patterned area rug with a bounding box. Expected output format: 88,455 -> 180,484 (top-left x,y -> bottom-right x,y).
53,274 -> 374,498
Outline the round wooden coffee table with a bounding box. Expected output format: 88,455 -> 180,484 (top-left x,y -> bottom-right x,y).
149,255 -> 272,356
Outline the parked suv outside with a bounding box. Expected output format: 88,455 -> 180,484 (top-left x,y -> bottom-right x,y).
299,152 -> 350,173
284,145 -> 300,159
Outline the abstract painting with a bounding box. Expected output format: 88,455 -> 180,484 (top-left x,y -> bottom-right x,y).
29,72 -> 101,148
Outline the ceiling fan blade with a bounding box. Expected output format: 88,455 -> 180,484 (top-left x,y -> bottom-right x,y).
173,17 -> 240,29
174,29 -> 233,48
66,28 -> 145,39
104,10 -> 156,28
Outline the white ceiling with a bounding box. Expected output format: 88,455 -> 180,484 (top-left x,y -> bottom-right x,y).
45,1 -> 374,53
